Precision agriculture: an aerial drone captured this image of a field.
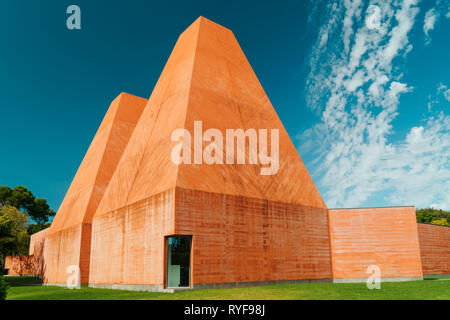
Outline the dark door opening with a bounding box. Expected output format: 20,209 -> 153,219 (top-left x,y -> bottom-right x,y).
166,235 -> 191,288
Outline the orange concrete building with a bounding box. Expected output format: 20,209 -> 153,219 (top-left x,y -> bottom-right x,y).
7,17 -> 449,290
87,17 -> 332,291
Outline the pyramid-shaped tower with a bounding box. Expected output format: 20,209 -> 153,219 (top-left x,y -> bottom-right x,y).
84,17 -> 332,290
44,93 -> 147,284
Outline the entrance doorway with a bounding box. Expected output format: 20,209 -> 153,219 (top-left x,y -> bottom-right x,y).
166,235 -> 191,288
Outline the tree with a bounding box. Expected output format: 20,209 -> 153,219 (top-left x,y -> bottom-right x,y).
15,230 -> 31,255
416,208 -> 450,226
27,222 -> 51,235
0,215 -> 15,249
0,187 -> 12,206
0,275 -> 8,300
8,186 -> 34,212
0,186 -> 55,275
0,207 -> 30,273
0,215 -> 15,273
431,218 -> 449,227
0,206 -> 30,256
30,198 -> 56,224
0,186 -> 55,223
0,206 -> 27,236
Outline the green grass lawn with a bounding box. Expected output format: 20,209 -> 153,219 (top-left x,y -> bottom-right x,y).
4,276 -> 449,300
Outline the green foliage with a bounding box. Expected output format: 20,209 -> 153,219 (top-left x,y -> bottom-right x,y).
431,218 -> 449,226
0,215 -> 15,255
0,186 -> 54,273
0,215 -> 15,237
8,186 -> 34,212
0,275 -> 8,300
416,208 -> 450,226
0,206 -> 30,255
15,230 -> 31,255
31,198 -> 56,223
0,207 -> 31,273
0,206 -> 28,236
0,186 -> 55,223
0,187 -> 12,206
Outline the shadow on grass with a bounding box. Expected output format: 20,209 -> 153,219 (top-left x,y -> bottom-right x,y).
4,275 -> 43,287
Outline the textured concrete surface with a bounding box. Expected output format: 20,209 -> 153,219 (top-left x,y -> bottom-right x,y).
95,17 -> 326,214
89,187 -> 332,288
176,188 -> 332,285
89,190 -> 175,285
43,93 -> 147,284
417,223 -> 450,276
29,228 -> 47,256
4,256 -> 35,275
328,207 -> 423,281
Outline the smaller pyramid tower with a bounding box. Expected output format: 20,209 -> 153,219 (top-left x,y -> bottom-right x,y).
44,93 -> 147,284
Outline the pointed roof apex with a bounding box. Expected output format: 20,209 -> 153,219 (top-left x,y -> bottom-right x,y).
181,16 -> 233,37
197,16 -> 229,28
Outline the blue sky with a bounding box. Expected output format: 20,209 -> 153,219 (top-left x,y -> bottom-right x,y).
0,0 -> 449,212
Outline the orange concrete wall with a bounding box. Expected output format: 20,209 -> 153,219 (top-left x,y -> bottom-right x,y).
417,223 -> 450,276
29,228 -> 48,256
90,187 -> 332,287
328,207 -> 423,281
89,190 -> 175,285
44,224 -> 82,283
5,256 -> 36,276
175,188 -> 332,286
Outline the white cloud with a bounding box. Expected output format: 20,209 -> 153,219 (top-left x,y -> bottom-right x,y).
428,83 -> 450,111
424,8 -> 438,45
383,113 -> 450,209
444,90 -> 450,101
423,0 -> 450,45
368,75 -> 389,97
437,83 -> 450,101
302,0 -> 450,210
343,0 -> 363,53
383,0 -> 419,67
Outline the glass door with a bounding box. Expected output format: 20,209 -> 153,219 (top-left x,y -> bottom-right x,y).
166,235 -> 191,288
